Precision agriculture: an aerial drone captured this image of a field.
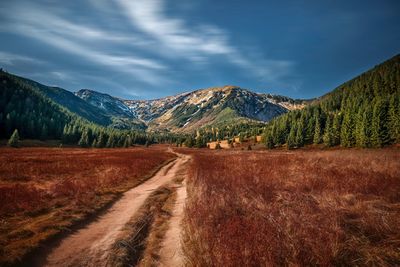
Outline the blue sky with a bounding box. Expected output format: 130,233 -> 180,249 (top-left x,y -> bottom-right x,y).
0,0 -> 399,100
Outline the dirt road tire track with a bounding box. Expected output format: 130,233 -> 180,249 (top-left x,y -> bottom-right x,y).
37,153 -> 190,267
158,179 -> 187,267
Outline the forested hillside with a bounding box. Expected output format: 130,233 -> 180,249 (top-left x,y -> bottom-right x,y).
0,70 -> 177,147
263,54 -> 400,149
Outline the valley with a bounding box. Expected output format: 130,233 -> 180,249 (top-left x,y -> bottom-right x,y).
1,0 -> 399,266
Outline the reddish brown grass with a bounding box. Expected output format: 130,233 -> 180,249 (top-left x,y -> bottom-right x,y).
0,146 -> 175,265
182,148 -> 400,266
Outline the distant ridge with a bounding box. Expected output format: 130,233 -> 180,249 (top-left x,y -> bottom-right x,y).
76,85 -> 307,132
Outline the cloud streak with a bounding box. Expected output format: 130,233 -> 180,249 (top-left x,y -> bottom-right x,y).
0,3 -> 169,85
115,0 -> 293,80
0,0 -> 296,96
0,51 -> 45,66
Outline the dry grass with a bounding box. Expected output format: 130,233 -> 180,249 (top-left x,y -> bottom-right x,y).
182,148 -> 400,266
0,146 -> 175,266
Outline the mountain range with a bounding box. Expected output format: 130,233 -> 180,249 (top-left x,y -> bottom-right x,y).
75,86 -> 307,132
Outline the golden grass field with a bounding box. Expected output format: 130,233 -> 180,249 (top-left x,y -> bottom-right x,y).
0,146 -> 175,265
1,146 -> 399,266
182,148 -> 400,266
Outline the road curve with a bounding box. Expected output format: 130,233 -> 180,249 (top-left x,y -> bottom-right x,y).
41,153 -> 190,267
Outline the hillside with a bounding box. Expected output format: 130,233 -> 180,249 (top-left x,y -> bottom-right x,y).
4,73 -> 113,126
75,89 -> 146,130
0,70 -> 154,147
0,70 -> 81,140
262,53 -> 400,148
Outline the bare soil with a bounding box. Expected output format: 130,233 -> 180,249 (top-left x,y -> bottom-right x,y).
158,179 -> 187,267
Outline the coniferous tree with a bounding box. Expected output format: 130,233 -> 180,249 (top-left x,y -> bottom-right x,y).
305,110 -> 315,143
388,94 -> 400,143
362,106 -> 373,147
323,115 -> 333,147
331,113 -> 341,146
370,98 -> 389,147
313,112 -> 322,144
286,125 -> 296,149
340,111 -> 354,147
265,132 -> 274,149
78,130 -> 89,147
195,136 -> 205,148
97,132 -> 106,148
295,124 -> 304,148
123,137 -> 129,148
106,135 -> 115,148
8,129 -> 20,147
355,108 -> 367,147
295,117 -> 305,148
184,136 -> 195,148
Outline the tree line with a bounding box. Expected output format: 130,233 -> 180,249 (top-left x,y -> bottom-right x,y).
0,70 -> 181,147
263,55 -> 400,149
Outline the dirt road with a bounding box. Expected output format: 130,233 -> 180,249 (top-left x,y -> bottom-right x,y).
40,153 -> 190,267
159,179 -> 187,266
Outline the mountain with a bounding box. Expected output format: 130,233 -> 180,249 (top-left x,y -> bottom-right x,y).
262,53 -> 400,149
132,86 -> 306,132
0,70 -> 77,140
0,71 -> 148,131
75,89 -> 146,130
76,85 -> 307,133
76,89 -> 134,118
0,70 -> 156,146
7,75 -> 112,126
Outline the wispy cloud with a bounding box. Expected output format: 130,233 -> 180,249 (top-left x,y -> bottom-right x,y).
0,0 -> 295,96
115,0 -> 293,80
0,51 -> 45,66
0,3 -> 168,85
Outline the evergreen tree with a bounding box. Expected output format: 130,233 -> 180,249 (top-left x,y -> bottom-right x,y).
195,136 -> 205,148
97,132 -> 106,148
370,98 -> 390,147
355,108 -> 367,147
340,111 -> 354,147
8,129 -> 20,147
323,115 -> 333,147
106,135 -> 115,148
362,106 -> 373,147
331,113 -> 341,146
313,112 -> 322,144
287,125 -> 296,149
184,136 -> 195,148
265,132 -> 274,149
388,94 -> 400,143
78,130 -> 89,147
295,121 -> 304,148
